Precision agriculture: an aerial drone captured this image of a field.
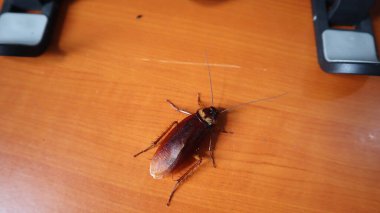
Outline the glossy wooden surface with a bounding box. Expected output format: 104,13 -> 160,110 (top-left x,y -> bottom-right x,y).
1,1 -> 380,212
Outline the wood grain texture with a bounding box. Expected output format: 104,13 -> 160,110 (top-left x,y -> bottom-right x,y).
1,0 -> 380,212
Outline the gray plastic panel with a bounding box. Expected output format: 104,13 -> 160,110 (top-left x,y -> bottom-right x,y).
0,12 -> 47,46
322,29 -> 379,63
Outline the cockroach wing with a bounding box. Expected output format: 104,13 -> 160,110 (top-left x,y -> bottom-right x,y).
150,114 -> 208,179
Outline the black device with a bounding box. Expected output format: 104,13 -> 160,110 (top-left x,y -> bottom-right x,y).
0,0 -> 60,56
311,0 -> 380,75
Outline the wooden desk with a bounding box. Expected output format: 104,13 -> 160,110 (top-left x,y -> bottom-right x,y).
1,1 -> 380,212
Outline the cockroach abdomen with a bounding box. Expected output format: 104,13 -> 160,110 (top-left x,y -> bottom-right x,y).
150,140 -> 185,179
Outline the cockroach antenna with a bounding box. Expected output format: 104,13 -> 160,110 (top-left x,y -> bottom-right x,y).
205,51 -> 214,106
221,92 -> 288,114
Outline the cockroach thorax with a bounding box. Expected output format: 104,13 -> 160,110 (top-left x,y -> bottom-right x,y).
197,107 -> 219,126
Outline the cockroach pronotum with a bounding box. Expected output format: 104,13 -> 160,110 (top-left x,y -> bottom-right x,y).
134,56 -> 286,206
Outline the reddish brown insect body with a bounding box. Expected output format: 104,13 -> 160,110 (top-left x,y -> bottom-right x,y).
150,107 -> 218,179
134,103 -> 220,206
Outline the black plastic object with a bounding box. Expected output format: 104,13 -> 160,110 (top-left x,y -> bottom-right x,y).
0,0 -> 60,56
311,0 -> 380,75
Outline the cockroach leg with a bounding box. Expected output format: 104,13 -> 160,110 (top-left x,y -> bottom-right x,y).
167,155 -> 203,206
134,121 -> 178,157
166,99 -> 192,115
221,129 -> 233,134
208,135 -> 216,168
197,92 -> 205,108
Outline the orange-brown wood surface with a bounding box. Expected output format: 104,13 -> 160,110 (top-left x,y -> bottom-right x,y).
1,1 -> 380,212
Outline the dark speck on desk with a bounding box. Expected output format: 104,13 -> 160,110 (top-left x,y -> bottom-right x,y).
136,14 -> 143,19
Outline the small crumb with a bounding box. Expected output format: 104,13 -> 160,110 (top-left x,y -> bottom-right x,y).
136,14 -> 143,19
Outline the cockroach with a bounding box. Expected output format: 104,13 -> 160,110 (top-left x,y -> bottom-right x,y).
134,57 -> 286,206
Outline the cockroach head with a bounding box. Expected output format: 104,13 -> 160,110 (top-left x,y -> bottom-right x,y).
197,106 -> 219,126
